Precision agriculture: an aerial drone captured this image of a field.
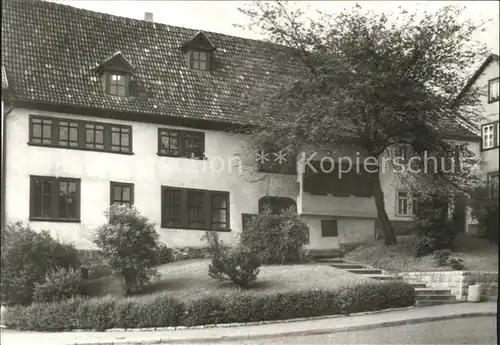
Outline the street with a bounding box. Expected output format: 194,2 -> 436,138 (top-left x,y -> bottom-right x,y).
169,317 -> 497,345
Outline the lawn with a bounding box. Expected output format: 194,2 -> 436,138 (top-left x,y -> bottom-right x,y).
88,259 -> 371,301
344,234 -> 498,273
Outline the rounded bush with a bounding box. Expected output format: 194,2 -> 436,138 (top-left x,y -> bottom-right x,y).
33,268 -> 88,303
240,209 -> 309,264
1,222 -> 80,305
93,205 -> 162,295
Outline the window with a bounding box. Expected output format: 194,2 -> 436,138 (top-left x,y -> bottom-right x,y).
488,172 -> 499,200
190,51 -> 209,71
29,116 -> 132,154
481,122 -> 499,150
111,126 -> 131,153
489,78 -> 499,103
31,117 -> 53,144
158,128 -> 205,158
30,176 -> 80,221
396,191 -> 421,217
58,121 -> 79,148
161,186 -> 230,230
106,73 -> 128,96
321,220 -> 338,237
110,182 -> 134,206
258,197 -> 296,214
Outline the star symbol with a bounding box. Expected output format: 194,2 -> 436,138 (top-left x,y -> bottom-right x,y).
273,150 -> 288,164
256,150 -> 270,164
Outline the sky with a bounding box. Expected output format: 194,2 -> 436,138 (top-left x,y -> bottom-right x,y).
50,1 -> 499,63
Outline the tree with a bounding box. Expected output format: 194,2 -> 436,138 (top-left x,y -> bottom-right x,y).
238,2 -> 487,244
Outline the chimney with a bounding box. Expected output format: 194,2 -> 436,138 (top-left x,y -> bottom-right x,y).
144,12 -> 153,22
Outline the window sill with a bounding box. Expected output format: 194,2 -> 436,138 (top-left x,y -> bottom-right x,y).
161,226 -> 231,232
157,153 -> 207,160
487,99 -> 499,104
28,143 -> 135,155
480,146 -> 498,152
29,218 -> 81,223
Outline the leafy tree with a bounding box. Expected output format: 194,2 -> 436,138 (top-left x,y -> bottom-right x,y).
238,2 -> 487,244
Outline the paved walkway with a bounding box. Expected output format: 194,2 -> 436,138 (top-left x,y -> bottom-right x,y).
0,302 -> 496,345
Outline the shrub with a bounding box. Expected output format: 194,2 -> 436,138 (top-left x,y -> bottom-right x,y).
450,258 -> 464,270
412,194 -> 458,257
1,222 -> 80,305
432,249 -> 451,267
33,268 -> 88,303
204,232 -> 261,288
469,185 -> 499,242
93,205 -> 162,295
240,208 -> 309,264
156,243 -> 174,265
4,280 -> 415,331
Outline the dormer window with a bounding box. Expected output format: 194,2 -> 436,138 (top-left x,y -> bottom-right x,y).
191,51 -> 209,71
96,51 -> 135,97
182,31 -> 215,72
107,73 -> 128,96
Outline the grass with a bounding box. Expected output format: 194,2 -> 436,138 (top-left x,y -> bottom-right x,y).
87,259 -> 371,301
344,234 -> 498,273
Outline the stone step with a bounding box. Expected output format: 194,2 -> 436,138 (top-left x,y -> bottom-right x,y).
364,274 -> 403,281
416,294 -> 456,301
416,300 -> 461,306
315,258 -> 345,264
347,268 -> 383,275
330,263 -> 365,269
414,288 -> 453,295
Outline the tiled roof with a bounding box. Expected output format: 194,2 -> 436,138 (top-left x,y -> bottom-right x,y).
1,0 -> 479,140
1,0 -> 300,126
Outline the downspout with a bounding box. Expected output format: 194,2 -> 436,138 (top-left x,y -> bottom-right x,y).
1,101 -> 14,230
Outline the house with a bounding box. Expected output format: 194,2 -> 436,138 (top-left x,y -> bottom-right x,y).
457,54 -> 499,198
1,0 -> 481,253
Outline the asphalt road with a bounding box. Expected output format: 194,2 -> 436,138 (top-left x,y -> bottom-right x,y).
170,317 -> 497,345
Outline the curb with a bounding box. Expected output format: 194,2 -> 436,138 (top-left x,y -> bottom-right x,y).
67,311 -> 496,345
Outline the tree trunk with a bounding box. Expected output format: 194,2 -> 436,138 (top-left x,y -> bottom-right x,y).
372,174 -> 397,245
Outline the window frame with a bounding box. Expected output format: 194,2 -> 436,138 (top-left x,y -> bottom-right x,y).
105,72 -> 129,97
321,220 -> 339,237
29,175 -> 81,222
487,171 -> 499,200
161,186 -> 230,231
29,115 -> 133,155
395,190 -> 421,217
481,121 -> 499,151
189,50 -> 210,71
110,181 -> 134,207
488,77 -> 499,103
157,128 -> 205,159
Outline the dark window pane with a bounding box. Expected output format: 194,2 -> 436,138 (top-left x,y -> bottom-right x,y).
321,220 -> 338,237
122,187 -> 130,202
184,132 -> 204,158
160,130 -> 179,155
163,189 -> 181,226
188,191 -> 205,228
211,193 -> 228,229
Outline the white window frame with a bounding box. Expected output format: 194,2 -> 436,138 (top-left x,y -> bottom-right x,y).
482,123 -> 495,149
488,78 -> 499,103
395,190 -> 420,217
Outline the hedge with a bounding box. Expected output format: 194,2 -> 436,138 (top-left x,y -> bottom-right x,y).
4,281 -> 415,331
